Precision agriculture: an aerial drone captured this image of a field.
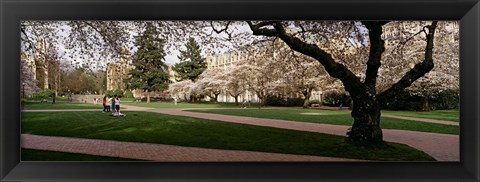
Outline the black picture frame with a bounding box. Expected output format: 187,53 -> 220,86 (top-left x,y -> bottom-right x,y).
1,0 -> 479,181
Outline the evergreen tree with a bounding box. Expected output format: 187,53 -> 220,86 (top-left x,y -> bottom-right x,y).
125,23 -> 169,103
172,37 -> 207,82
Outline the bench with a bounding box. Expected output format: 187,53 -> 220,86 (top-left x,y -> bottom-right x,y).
311,104 -> 320,108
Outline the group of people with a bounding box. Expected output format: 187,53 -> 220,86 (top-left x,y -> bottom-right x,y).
102,96 -> 125,116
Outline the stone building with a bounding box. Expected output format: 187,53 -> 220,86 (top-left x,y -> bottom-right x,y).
34,38 -> 49,90
21,51 -> 36,79
21,38 -> 57,91
106,46 -> 134,91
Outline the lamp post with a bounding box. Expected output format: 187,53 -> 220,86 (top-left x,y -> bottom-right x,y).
22,83 -> 25,109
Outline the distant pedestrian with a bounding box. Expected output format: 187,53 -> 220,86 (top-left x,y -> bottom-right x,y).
115,96 -> 121,114
111,96 -> 116,114
242,100 -> 247,108
102,96 -> 107,112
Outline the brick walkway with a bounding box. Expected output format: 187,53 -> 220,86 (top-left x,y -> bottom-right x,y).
381,114 -> 458,126
317,106 -> 459,126
22,105 -> 459,161
21,134 -> 362,161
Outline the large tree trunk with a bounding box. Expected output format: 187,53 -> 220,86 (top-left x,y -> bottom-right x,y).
234,96 -> 238,105
422,95 -> 430,112
146,91 -> 150,103
347,93 -> 383,143
261,95 -> 268,107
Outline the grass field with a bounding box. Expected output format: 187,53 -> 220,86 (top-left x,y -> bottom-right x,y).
22,148 -> 143,161
382,110 -> 459,122
24,102 -> 102,110
186,108 -> 459,135
122,101 -> 263,109
21,111 -> 434,161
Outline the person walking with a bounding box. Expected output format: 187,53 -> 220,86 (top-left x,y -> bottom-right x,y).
102,96 -> 107,112
115,96 -> 121,115
111,96 -> 116,114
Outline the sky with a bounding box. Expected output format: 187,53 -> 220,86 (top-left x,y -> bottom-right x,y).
46,21 -> 253,71
56,23 -> 182,70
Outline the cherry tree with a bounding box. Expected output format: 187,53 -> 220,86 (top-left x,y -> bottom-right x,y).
244,21 -> 448,143
168,80 -> 194,102
406,22 -> 459,111
20,59 -> 39,97
222,66 -> 250,105
273,44 -> 332,108
195,67 -> 227,102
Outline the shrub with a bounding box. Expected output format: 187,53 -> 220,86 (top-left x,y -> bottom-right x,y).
124,90 -> 134,98
32,89 -> 55,100
106,89 -> 124,97
266,96 -> 304,107
380,89 -> 459,111
266,96 -> 286,106
431,89 -> 459,110
286,98 -> 304,106
381,91 -> 422,111
322,92 -> 351,107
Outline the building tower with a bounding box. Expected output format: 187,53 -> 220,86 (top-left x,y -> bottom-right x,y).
34,38 -> 49,89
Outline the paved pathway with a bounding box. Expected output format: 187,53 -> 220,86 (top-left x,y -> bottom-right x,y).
381,114 -> 458,126
22,109 -> 99,112
23,105 -> 459,161
317,106 -> 459,126
22,134 -> 362,162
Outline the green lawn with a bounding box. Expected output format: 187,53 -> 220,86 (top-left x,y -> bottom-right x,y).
22,148 -> 143,161
24,102 -> 102,110
26,96 -> 69,102
123,101 -> 263,109
382,110 -> 459,122
187,108 -> 459,135
21,111 -> 434,161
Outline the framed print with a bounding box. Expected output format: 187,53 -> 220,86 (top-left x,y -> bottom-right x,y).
1,0 -> 479,181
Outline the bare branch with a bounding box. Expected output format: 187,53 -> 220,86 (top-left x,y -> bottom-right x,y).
261,21 -> 364,97
378,21 -> 438,102
210,21 -> 231,34
246,21 -> 278,37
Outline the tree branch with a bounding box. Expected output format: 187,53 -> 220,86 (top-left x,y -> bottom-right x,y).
83,21 -> 120,54
269,22 -> 364,97
246,21 -> 278,37
247,21 -> 366,97
210,21 -> 234,40
378,21 -> 438,103
210,21 -> 231,33
362,21 -> 387,90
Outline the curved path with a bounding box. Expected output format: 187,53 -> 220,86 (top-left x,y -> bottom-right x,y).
21,134 -> 362,162
23,105 -> 459,161
317,106 -> 459,126
381,114 -> 458,126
